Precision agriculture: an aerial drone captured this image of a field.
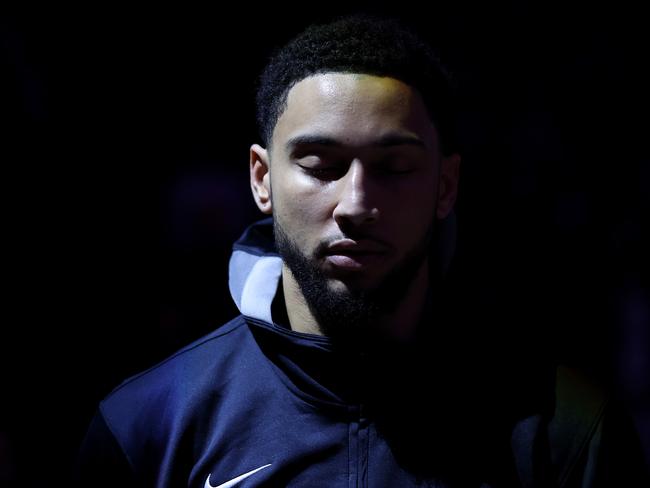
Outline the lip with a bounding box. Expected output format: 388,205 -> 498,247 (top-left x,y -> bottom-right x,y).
326,238 -> 389,254
323,239 -> 388,271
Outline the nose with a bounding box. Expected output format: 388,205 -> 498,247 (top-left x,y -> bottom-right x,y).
332,160 -> 380,228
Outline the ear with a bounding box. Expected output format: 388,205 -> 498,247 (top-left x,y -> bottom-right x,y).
436,153 -> 461,220
250,144 -> 272,215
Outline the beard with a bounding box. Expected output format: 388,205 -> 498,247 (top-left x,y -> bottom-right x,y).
274,217 -> 434,343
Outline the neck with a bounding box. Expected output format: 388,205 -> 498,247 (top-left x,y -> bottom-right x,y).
282,261 -> 430,342
282,266 -> 322,335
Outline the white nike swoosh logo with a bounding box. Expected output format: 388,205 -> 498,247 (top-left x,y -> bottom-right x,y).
204,464 -> 272,488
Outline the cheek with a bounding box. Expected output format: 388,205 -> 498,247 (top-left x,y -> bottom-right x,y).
271,172 -> 334,227
382,180 -> 437,249
385,176 -> 437,218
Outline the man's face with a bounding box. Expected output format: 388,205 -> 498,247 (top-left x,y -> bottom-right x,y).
251,73 -> 458,331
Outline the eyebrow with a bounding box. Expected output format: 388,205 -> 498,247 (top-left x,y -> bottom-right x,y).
285,133 -> 426,153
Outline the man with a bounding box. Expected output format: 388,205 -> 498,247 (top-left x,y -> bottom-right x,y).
76,15 -> 648,487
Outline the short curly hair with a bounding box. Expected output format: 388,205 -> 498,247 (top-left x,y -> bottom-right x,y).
256,14 -> 458,156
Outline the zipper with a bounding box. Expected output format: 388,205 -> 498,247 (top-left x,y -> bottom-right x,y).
358,402 -> 369,487
348,405 -> 359,488
357,348 -> 369,488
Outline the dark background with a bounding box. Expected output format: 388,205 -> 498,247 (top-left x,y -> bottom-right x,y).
2,2 -> 648,485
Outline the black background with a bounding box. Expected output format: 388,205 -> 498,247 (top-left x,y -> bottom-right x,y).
2,2 -> 648,485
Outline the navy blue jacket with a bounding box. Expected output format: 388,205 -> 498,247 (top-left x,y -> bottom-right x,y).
76,219 -> 648,487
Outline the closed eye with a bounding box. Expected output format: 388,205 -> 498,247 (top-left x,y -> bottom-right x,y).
380,165 -> 415,175
298,164 -> 345,180
376,159 -> 418,175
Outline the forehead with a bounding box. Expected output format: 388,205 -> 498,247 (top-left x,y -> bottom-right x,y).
271,73 -> 438,150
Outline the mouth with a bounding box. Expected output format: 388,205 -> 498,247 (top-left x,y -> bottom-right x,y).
322,239 -> 389,271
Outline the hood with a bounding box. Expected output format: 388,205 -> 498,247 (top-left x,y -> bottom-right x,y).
228,212 -> 457,324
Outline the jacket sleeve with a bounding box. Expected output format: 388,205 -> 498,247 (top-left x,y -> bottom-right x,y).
74,410 -> 140,488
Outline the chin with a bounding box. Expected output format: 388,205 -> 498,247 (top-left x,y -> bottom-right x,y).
326,275 -> 382,295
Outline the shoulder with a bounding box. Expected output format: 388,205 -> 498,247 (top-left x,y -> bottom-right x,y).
548,365 -> 608,484
98,316 -> 254,450
512,364 -> 648,486
549,366 -> 649,486
104,316 -> 249,403
550,365 -> 608,444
